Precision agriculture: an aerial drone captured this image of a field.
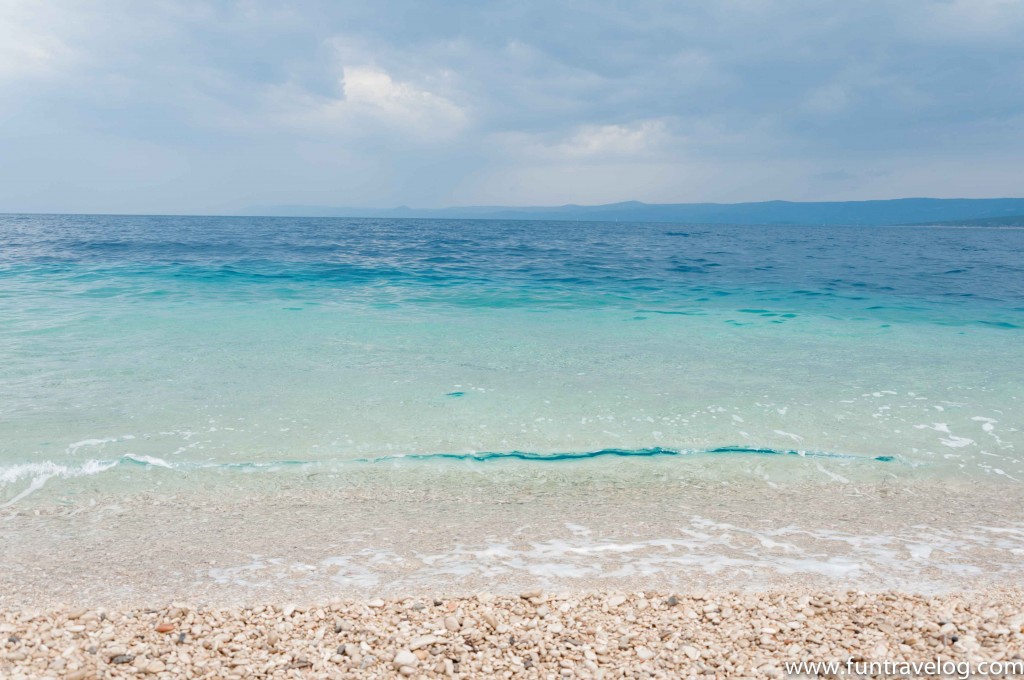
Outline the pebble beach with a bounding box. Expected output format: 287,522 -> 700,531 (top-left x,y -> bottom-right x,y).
3,590 -> 1024,678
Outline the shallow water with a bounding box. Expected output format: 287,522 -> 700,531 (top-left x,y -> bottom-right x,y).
4,476 -> 1023,606
0,214 -> 1021,599
2,214 -> 1021,500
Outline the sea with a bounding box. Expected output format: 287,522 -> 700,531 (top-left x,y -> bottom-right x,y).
1,214 -> 1022,604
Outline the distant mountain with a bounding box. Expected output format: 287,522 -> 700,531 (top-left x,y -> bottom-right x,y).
905,214 -> 1024,227
245,198 -> 1024,226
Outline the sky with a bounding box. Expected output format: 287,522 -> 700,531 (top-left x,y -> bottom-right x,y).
1,0 -> 1023,214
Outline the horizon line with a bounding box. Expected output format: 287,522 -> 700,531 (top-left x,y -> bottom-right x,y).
4,195 -> 1024,220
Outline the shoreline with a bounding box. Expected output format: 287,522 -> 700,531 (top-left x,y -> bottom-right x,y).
3,590 -> 1023,678
5,475 -> 1023,677
4,479 -> 1024,609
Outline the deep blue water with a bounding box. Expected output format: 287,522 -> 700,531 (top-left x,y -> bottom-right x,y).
1,214 -> 1022,327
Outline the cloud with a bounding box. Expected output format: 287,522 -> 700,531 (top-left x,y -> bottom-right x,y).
264,65 -> 466,143
0,0 -> 1022,213
339,66 -> 465,133
553,121 -> 669,158
496,120 -> 673,160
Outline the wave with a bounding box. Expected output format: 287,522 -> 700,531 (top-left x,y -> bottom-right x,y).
0,447 -> 898,507
0,459 -> 120,507
366,446 -> 896,464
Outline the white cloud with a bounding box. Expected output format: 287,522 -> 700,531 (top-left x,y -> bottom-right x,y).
342,66 -> 465,127
555,120 -> 669,157
266,66 -> 466,142
497,119 -> 674,160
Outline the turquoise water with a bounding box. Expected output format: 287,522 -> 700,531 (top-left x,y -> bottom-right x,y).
1,214 -> 1022,505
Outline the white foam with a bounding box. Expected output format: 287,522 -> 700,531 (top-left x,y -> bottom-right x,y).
907,543 -> 933,560
65,435 -> 136,456
124,454 -> 174,468
815,463 -> 850,484
973,416 -> 997,432
208,556 -> 321,588
66,438 -> 117,455
565,523 -> 591,537
915,422 -> 976,448
0,459 -> 119,507
194,516 -> 1023,594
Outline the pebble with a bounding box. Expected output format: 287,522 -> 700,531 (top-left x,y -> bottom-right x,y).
409,635 -> 437,650
393,649 -> 419,668
0,590 -> 1021,678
